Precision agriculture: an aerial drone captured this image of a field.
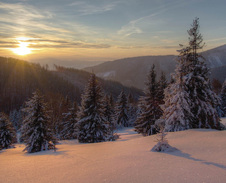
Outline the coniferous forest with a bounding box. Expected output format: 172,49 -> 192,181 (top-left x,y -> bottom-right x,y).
0,18 -> 226,154
1,0 -> 226,180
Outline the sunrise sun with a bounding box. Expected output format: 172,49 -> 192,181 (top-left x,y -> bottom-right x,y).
12,37 -> 32,56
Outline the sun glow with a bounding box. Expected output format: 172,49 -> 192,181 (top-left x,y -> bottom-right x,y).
12,37 -> 32,56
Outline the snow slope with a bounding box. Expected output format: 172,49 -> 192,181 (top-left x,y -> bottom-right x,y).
1,124 -> 226,183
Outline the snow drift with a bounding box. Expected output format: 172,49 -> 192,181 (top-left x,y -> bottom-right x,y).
0,119 -> 226,183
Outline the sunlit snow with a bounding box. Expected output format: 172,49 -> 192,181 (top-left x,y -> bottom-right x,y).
1,121 -> 226,183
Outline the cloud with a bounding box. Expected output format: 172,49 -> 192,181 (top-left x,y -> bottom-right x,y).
0,34 -> 112,50
117,20 -> 143,37
117,12 -> 162,37
28,42 -> 111,49
0,2 -> 105,46
68,1 -> 118,16
0,2 -> 52,20
117,0 -> 189,37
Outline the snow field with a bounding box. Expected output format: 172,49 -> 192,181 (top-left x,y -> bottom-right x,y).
1,126 -> 226,183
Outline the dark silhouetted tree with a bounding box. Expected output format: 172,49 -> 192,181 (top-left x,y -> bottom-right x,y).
21,91 -> 57,153
77,74 -> 111,143
0,112 -> 16,150
114,91 -> 129,127
61,102 -> 78,139
135,65 -> 162,135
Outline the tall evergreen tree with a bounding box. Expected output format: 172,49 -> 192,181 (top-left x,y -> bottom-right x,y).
127,93 -> 137,126
162,56 -> 193,131
77,74 -> 110,143
103,95 -> 116,140
135,64 -> 163,135
61,102 -> 78,140
220,79 -> 226,117
114,91 -> 129,127
56,96 -> 71,139
163,18 -> 221,131
183,18 -> 221,129
21,91 -> 57,153
158,72 -> 168,104
0,112 -> 16,150
9,107 -> 24,132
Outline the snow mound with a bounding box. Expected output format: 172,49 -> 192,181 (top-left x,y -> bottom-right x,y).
151,141 -> 177,152
1,126 -> 226,183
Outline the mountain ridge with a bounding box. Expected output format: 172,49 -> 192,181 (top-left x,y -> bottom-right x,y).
84,45 -> 226,89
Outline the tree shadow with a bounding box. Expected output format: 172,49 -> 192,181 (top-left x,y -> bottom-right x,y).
116,128 -> 141,142
0,149 -> 6,154
23,149 -> 67,156
165,149 -> 226,170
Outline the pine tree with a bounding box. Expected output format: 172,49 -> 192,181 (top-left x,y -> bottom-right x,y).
162,56 -> 193,131
220,79 -> 226,117
56,96 -> 71,139
77,74 -> 110,143
151,124 -> 171,152
9,108 -> 24,131
61,102 -> 78,140
182,18 -> 221,129
158,72 -> 167,104
127,93 -> 137,126
21,91 -> 57,153
103,95 -> 116,140
114,91 -> 129,127
162,18 -> 221,131
0,112 -> 16,150
135,64 -> 163,135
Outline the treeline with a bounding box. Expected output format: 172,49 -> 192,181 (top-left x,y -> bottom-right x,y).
1,18 -> 226,153
0,73 -> 140,152
54,65 -> 143,100
0,57 -> 79,114
0,57 -> 143,152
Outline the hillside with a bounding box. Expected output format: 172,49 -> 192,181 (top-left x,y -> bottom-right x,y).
54,66 -> 143,100
0,57 -> 142,114
1,118 -> 226,183
0,57 -> 78,114
84,45 -> 226,89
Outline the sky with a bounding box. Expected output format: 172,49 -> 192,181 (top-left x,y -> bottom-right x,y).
0,0 -> 226,62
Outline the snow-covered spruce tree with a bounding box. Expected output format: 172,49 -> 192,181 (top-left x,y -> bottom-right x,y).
56,96 -> 71,139
127,93 -> 137,126
9,109 -> 18,130
182,18 -> 221,129
103,95 -> 116,140
77,74 -> 111,143
163,18 -> 221,131
220,79 -> 226,117
0,112 -> 16,150
157,72 -> 168,105
61,102 -> 78,140
9,107 -> 24,131
162,54 -> 193,132
151,123 -> 172,152
114,91 -> 129,128
135,64 -> 163,136
21,91 -> 57,153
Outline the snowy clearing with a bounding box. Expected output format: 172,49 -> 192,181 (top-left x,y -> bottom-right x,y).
1,122 -> 226,183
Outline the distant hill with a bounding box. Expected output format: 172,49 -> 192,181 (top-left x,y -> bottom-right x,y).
203,44 -> 226,68
210,66 -> 226,83
54,66 -> 143,100
30,58 -> 105,69
0,57 -> 142,114
0,57 -> 79,113
84,45 -> 226,89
